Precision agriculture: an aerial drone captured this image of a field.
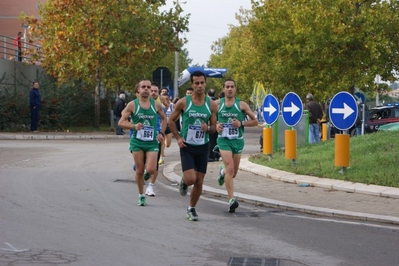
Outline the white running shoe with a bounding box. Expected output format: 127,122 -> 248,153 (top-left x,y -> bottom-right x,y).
145,184 -> 156,196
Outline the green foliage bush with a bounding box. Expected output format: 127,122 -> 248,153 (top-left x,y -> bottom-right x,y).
0,77 -> 112,131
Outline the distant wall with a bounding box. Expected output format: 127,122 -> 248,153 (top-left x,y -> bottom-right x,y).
0,58 -> 44,91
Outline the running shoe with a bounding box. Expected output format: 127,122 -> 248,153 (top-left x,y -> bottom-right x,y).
144,169 -> 151,181
133,164 -> 136,171
137,195 -> 146,206
228,198 -> 239,213
218,165 -> 225,186
145,184 -> 156,196
158,157 -> 164,165
186,207 -> 199,221
179,179 -> 188,196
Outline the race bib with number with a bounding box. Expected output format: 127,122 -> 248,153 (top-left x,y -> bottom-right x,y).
136,126 -> 154,141
186,124 -> 205,145
221,123 -> 239,139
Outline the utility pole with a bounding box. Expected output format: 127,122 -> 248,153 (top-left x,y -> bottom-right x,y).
173,0 -> 186,99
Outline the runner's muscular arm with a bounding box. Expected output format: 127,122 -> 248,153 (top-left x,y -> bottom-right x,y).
168,97 -> 186,147
240,101 -> 258,127
213,99 -> 223,133
118,101 -> 136,130
155,101 -> 167,142
208,100 -> 217,133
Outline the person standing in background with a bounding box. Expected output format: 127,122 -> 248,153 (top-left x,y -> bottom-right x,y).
14,32 -> 22,61
113,93 -> 126,135
305,94 -> 323,143
29,81 -> 42,132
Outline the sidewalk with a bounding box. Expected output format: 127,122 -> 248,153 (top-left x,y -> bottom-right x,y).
2,132 -> 399,225
163,157 -> 399,225
0,131 -> 129,140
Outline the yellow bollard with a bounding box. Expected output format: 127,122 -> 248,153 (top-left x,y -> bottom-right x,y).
263,127 -> 273,155
322,123 -> 327,141
285,129 -> 296,159
334,134 -> 350,167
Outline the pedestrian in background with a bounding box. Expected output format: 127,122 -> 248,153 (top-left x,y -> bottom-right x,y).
29,81 -> 42,132
113,93 -> 126,135
14,32 -> 22,61
305,94 -> 323,144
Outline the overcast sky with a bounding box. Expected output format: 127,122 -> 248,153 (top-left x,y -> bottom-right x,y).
164,0 -> 253,67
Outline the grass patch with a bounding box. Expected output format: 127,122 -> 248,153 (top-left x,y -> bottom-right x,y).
250,130 -> 399,187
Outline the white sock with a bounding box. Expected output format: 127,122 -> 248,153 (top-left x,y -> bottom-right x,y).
220,167 -> 225,176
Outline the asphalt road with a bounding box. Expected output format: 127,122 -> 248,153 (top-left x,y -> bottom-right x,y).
1,128 -> 399,266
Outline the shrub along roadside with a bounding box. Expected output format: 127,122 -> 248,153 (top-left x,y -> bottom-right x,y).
0,76 -> 123,131
250,130 -> 399,187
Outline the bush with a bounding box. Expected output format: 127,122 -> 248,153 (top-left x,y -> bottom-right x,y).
0,75 -> 113,131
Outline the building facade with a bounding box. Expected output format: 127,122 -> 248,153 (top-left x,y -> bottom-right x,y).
0,0 -> 45,38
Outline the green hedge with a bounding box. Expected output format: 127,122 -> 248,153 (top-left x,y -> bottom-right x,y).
0,77 -> 114,131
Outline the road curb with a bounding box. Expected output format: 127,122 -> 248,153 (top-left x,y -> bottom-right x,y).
163,161 -> 399,225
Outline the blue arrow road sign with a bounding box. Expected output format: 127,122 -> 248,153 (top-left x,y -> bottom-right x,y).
263,94 -> 280,125
329,92 -> 358,131
282,92 -> 303,127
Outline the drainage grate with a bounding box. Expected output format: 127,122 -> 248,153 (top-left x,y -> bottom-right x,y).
228,257 -> 280,266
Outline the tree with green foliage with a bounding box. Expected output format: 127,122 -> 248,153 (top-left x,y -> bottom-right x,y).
249,0 -> 399,101
209,0 -> 399,103
208,8 -> 258,102
20,0 -> 189,127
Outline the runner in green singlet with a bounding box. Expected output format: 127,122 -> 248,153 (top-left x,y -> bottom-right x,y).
119,79 -> 167,206
214,79 -> 258,213
168,71 -> 217,221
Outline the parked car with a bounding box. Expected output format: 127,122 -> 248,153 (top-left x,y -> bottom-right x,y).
364,104 -> 399,133
378,121 -> 399,131
329,104 -> 368,138
330,104 -> 399,137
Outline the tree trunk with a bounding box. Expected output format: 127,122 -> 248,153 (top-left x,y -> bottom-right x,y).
94,51 -> 101,128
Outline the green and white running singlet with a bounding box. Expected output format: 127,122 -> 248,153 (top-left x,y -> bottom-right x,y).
130,98 -> 159,152
181,95 -> 212,145
217,97 -> 245,140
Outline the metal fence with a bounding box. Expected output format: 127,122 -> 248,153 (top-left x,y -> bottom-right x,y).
0,34 -> 41,62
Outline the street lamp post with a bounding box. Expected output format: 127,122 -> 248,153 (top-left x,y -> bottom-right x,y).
174,46 -> 179,99
21,24 -> 29,54
173,0 -> 186,99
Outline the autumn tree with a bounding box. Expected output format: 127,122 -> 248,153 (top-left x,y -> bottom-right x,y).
21,0 -> 189,127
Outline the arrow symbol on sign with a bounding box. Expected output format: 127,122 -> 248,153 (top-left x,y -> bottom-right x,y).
208,71 -> 221,76
283,102 -> 300,117
264,104 -> 277,116
332,103 -> 354,119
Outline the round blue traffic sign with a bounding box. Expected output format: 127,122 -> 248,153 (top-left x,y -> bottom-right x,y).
262,94 -> 280,125
329,92 -> 358,131
281,92 -> 303,127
